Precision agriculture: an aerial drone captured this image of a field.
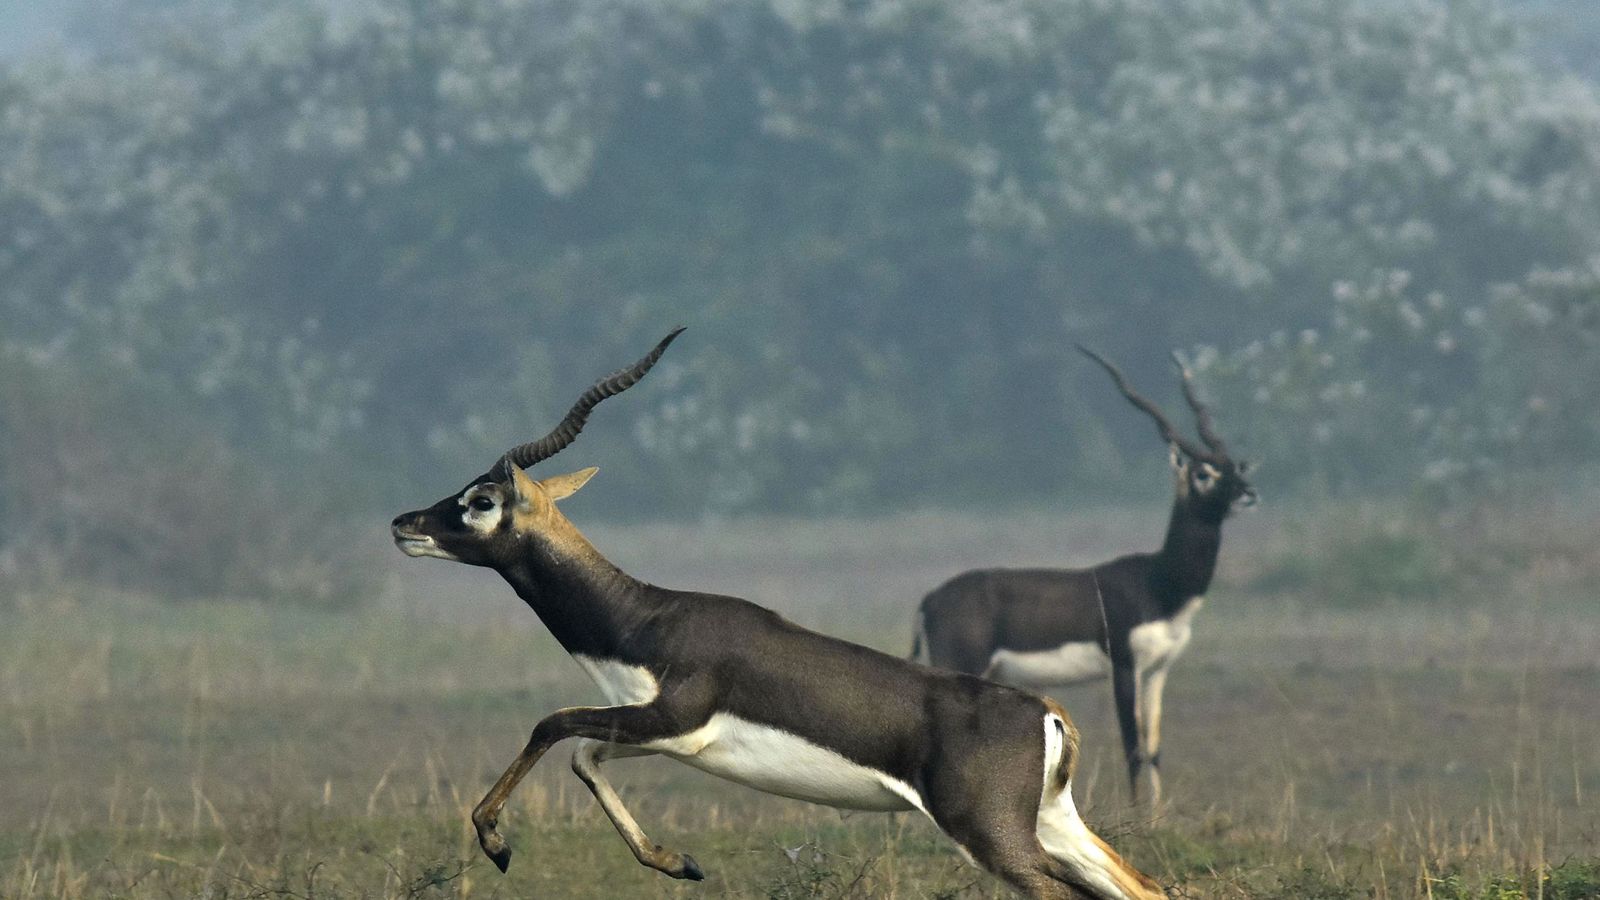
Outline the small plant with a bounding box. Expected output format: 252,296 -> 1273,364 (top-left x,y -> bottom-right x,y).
1429,870 -> 1525,900
1141,826 -> 1268,880
1429,860 -> 1600,900
1267,865 -> 1363,900
1545,858 -> 1600,899
763,843 -> 880,900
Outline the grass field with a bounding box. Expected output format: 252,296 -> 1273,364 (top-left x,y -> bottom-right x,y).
2,502 -> 1598,898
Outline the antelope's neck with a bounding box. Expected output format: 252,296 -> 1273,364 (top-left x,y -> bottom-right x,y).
1154,498 -> 1222,606
496,521 -> 655,660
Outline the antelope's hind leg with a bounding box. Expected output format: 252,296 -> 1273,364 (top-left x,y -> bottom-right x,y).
571,740 -> 705,880
966,833 -> 1095,899
1014,703 -> 1165,899
1036,783 -> 1165,900
921,721 -> 1091,898
933,799 -> 1113,899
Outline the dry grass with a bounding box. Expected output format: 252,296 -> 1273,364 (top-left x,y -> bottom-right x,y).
2,502 -> 1597,898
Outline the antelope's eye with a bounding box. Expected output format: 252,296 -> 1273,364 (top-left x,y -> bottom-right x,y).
469,495 -> 496,512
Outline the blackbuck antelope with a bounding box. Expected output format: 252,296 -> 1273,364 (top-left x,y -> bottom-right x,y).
913,347 -> 1256,806
390,331 -> 1164,900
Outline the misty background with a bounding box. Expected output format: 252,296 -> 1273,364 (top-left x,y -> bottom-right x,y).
2,0 -> 1598,609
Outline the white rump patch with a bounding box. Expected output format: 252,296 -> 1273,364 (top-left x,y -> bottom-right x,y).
647,714 -> 924,813
573,655 -> 660,707
985,641 -> 1111,689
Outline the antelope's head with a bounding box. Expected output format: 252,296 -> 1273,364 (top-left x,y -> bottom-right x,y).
390,464 -> 603,567
1079,345 -> 1257,520
391,328 -> 682,568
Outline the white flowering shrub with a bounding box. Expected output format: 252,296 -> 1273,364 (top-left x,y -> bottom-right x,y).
1194,263 -> 1600,498
0,0 -> 1598,526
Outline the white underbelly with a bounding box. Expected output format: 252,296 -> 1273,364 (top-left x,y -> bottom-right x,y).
986,641 -> 1111,688
647,714 -> 921,813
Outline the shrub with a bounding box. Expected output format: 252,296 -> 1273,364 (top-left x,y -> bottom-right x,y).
0,352 -> 379,608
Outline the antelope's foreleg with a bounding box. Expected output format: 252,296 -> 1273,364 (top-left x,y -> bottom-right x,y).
1110,661 -> 1142,802
1136,664 -> 1171,809
472,703 -> 679,873
571,740 -> 705,880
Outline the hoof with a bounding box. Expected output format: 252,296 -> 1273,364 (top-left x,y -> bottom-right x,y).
676,853 -> 705,881
480,833 -> 512,873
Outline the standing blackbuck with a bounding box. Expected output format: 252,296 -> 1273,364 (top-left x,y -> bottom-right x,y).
390,330 -> 1164,900
912,347 -> 1256,806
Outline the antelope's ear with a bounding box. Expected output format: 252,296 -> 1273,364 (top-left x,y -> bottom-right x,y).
538,467 -> 599,502
1167,443 -> 1186,473
506,463 -> 541,510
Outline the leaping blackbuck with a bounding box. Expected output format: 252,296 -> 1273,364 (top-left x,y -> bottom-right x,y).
390,330 -> 1164,900
912,347 -> 1256,806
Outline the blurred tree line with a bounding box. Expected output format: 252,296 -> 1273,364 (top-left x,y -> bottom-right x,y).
1,0 -> 1597,601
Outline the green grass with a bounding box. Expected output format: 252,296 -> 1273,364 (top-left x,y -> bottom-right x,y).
3,505 -> 1598,897
1239,499 -> 1600,610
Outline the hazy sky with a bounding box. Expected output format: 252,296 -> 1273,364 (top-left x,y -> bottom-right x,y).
0,1 -> 63,58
